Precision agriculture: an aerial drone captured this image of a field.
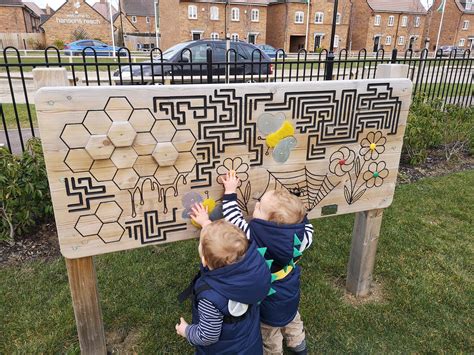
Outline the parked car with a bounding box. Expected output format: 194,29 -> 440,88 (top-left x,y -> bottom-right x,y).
113,40 -> 273,83
438,45 -> 465,57
255,44 -> 286,59
64,40 -> 126,56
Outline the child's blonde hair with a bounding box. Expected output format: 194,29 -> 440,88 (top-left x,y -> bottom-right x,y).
200,220 -> 248,270
265,189 -> 306,225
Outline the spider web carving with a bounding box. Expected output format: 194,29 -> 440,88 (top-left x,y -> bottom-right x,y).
262,168 -> 339,211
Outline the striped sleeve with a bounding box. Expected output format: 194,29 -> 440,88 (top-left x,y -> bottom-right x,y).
222,193 -> 250,239
185,299 -> 224,347
299,216 -> 314,252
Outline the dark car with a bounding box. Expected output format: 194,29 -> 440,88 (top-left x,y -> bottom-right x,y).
113,39 -> 273,83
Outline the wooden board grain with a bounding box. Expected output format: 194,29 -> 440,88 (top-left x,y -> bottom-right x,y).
35,79 -> 412,258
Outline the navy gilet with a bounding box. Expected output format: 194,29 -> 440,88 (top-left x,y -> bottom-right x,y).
192,241 -> 271,354
249,218 -> 308,327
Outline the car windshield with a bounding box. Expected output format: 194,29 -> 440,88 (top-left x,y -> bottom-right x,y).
156,42 -> 191,61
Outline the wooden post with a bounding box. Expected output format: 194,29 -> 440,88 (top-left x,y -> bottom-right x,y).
346,63 -> 409,297
346,209 -> 384,296
33,68 -> 107,354
66,257 -> 107,354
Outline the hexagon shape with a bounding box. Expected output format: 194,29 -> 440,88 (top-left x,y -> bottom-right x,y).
113,168 -> 139,190
152,142 -> 179,167
96,201 -> 123,223
107,121 -> 137,147
75,214 -> 102,237
82,110 -> 112,135
64,149 -> 93,172
60,124 -> 90,149
98,222 -> 124,243
133,155 -> 158,177
111,147 -> 138,169
90,159 -> 117,182
132,132 -> 157,156
104,97 -> 133,121
85,135 -> 115,160
151,120 -> 176,142
129,109 -> 155,132
172,130 -> 196,152
174,152 -> 196,173
154,166 -> 178,185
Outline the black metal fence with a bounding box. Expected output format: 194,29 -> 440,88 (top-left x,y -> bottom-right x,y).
0,46 -> 472,153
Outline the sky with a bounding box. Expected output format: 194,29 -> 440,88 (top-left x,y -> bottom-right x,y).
28,0 -> 434,11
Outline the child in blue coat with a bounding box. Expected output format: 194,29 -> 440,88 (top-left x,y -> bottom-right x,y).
221,172 -> 314,355
176,214 -> 271,354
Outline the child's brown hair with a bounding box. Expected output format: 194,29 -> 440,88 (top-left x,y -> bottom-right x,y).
264,189 -> 306,225
200,220 -> 248,269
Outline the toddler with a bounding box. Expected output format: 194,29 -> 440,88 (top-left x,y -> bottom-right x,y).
222,172 -> 314,355
176,215 -> 271,354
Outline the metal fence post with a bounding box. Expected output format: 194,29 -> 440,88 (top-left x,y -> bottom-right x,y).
325,51 -> 335,80
391,48 -> 398,63
207,47 -> 213,84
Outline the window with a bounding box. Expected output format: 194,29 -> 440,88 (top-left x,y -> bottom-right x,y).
385,35 -> 392,45
231,7 -> 239,21
231,33 -> 239,41
192,31 -> 202,41
210,6 -> 219,20
336,13 -> 341,24
398,36 -> 405,45
374,15 -> 381,26
463,20 -> 469,30
459,38 -> 465,46
131,15 -> 137,23
146,16 -> 150,24
415,16 -> 420,27
466,0 -> 472,10
388,16 -> 395,26
251,9 -> 259,22
334,35 -> 340,48
295,11 -> 304,24
314,12 -> 324,24
210,32 -> 219,40
401,16 -> 408,27
188,5 -> 197,19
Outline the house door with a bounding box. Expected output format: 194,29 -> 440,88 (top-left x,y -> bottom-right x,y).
373,36 -> 380,52
409,36 -> 415,50
192,32 -> 202,41
248,34 -> 256,44
314,35 -> 322,51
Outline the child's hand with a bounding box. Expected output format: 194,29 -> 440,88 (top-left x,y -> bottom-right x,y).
191,203 -> 211,228
222,171 -> 240,194
175,317 -> 188,338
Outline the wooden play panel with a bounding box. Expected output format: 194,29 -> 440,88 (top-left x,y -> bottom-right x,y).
36,79 -> 412,258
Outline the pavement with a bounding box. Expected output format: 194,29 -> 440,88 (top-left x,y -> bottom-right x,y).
0,128 -> 40,154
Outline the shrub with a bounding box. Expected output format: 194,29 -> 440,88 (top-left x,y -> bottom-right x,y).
404,94 -> 474,165
53,39 -> 65,50
26,38 -> 46,50
0,138 -> 53,242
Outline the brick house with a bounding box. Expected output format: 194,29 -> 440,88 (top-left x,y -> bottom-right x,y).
425,0 -> 474,51
159,0 -> 269,51
0,0 -> 41,33
41,0 -> 116,45
93,0 -> 138,46
351,0 -> 427,52
266,0 -> 351,53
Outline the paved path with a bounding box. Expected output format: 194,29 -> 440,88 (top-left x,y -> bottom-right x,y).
0,128 -> 39,154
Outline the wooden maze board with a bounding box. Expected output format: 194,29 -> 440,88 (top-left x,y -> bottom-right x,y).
36,79 -> 412,258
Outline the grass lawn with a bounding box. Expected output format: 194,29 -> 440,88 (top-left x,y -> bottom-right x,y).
1,171 -> 472,353
1,103 -> 37,130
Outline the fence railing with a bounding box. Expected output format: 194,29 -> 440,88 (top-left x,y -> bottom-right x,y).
0,46 -> 472,153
